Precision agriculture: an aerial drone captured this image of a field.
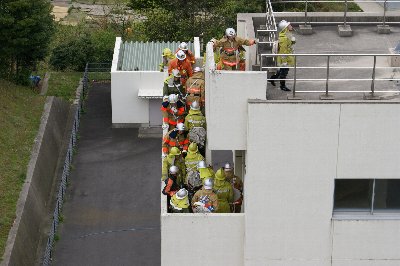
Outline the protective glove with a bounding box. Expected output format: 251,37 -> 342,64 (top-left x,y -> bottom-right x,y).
291,36 -> 296,44
162,153 -> 167,159
281,62 -> 288,67
162,123 -> 169,130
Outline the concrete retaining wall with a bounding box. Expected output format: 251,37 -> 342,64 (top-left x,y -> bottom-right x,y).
1,96 -> 70,266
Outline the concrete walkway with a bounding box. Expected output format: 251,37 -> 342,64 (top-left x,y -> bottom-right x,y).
52,83 -> 161,265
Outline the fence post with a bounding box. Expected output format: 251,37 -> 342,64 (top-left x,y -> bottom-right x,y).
305,0 -> 308,25
320,55 -> 334,100
383,0 -> 387,26
288,56 -> 301,100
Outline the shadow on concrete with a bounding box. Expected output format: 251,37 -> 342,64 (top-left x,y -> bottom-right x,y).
53,83 -> 161,266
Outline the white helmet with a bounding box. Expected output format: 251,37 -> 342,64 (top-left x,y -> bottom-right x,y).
179,42 -> 188,51
225,28 -> 236,37
176,50 -> 186,61
224,163 -> 233,170
190,101 -> 200,110
169,165 -> 179,175
278,20 -> 290,32
176,188 -> 188,199
193,67 -> 202,73
176,122 -> 185,131
172,69 -> 181,77
168,94 -> 178,103
204,178 -> 213,190
198,161 -> 206,169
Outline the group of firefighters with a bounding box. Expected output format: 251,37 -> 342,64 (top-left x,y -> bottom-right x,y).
160,21 -> 295,213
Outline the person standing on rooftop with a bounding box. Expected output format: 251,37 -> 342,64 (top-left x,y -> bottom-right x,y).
270,20 -> 296,92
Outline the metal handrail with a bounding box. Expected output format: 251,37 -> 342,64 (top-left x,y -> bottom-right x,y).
261,54 -> 400,98
271,0 -> 399,28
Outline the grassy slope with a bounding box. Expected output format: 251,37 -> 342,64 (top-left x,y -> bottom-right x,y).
0,80 -> 45,258
46,72 -> 83,102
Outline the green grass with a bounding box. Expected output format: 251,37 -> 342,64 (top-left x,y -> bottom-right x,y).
0,80 -> 45,259
46,72 -> 83,102
273,1 -> 363,12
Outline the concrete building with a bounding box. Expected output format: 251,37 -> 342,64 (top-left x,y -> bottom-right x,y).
111,5 -> 400,266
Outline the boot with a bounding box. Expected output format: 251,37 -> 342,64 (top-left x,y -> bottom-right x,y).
269,74 -> 277,86
280,81 -> 291,91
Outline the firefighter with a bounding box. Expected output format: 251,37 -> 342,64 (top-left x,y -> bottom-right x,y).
184,101 -> 206,156
170,188 -> 190,213
168,50 -> 193,86
163,69 -> 185,97
184,143 -> 204,197
176,42 -> 195,65
161,147 -> 186,185
162,165 -> 181,197
224,163 -> 243,213
159,48 -> 175,72
162,122 -> 189,156
213,168 -> 234,213
212,28 -> 256,71
269,20 -> 295,91
161,94 -> 185,131
185,67 -> 205,111
192,178 -> 219,213
198,161 -> 215,184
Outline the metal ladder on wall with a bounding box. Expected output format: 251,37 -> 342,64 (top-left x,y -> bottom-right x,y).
254,0 -> 277,71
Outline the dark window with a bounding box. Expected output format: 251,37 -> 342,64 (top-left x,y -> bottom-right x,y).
334,179 -> 400,214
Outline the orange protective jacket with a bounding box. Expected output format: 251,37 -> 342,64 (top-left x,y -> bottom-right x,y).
168,58 -> 193,85
175,48 -> 196,64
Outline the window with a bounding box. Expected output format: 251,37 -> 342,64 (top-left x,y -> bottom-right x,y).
334,179 -> 400,214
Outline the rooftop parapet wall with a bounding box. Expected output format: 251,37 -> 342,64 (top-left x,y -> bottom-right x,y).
205,42 -> 267,151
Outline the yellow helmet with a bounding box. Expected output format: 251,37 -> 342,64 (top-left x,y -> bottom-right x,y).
215,168 -> 226,181
162,48 -> 173,57
169,147 -> 181,156
188,142 -> 198,154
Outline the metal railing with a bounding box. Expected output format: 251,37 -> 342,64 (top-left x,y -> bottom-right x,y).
41,64 -> 89,266
260,53 -> 400,99
271,0 -> 400,27
256,1 -> 278,65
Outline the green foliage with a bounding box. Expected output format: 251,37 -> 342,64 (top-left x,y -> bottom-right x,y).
0,0 -> 55,84
132,0 -> 265,44
49,25 -> 117,71
129,0 -> 162,10
272,1 -> 362,12
46,72 -> 83,101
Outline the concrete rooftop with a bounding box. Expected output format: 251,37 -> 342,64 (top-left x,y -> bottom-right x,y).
266,25 -> 400,101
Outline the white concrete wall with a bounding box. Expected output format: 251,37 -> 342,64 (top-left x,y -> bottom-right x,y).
337,104 -> 400,179
332,220 -> 400,265
245,101 -> 400,266
111,71 -> 164,125
205,43 -> 266,150
161,213 -> 245,266
245,102 -> 339,266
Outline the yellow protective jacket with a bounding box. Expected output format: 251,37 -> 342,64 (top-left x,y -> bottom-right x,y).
184,152 -> 204,186
277,28 -> 295,67
213,179 -> 234,213
161,155 -> 186,185
163,75 -> 185,96
184,109 -> 206,131
199,167 -> 215,183
170,194 -> 190,212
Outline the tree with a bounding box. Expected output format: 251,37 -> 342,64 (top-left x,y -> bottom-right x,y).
0,0 -> 54,83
